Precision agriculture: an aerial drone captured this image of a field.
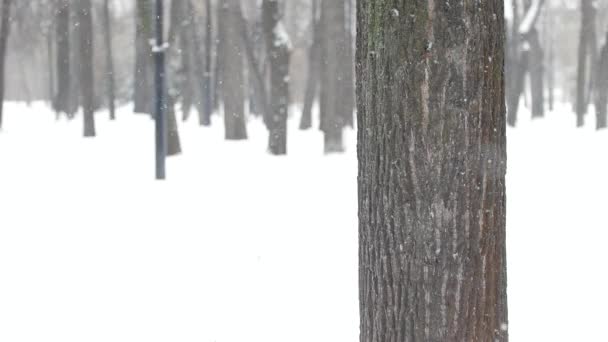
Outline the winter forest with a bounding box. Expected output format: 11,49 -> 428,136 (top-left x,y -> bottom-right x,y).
0,0 -> 606,341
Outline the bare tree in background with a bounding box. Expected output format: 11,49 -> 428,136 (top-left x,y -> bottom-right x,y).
576,0 -> 597,127
52,0 -> 71,116
357,1 -> 508,340
263,0 -> 291,155
595,32 -> 608,129
299,0 -> 320,131
220,0 -> 247,140
77,0 -> 95,137
102,0 -> 115,120
134,0 -> 153,114
0,0 -> 10,129
319,0 -> 350,153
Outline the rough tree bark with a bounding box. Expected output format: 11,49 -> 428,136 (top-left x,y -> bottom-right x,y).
221,0 -> 247,140
102,0 -> 116,120
357,1 -> 508,341
53,0 -> 71,116
0,0 -> 10,129
263,0 -> 291,155
77,0 -> 96,137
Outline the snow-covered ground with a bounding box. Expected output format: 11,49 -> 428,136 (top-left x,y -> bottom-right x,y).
0,102 -> 606,341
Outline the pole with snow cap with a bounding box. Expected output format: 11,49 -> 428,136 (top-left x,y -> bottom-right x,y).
153,0 -> 167,180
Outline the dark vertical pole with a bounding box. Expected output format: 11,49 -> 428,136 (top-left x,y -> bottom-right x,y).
154,0 -> 166,180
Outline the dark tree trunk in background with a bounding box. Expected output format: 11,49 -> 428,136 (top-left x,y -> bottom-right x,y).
577,0 -> 595,127
506,0 -> 520,127
68,8 -> 81,117
221,0 -> 247,140
77,0 -> 96,137
528,29 -> 544,118
546,14 -> 555,112
595,34 -> 608,130
134,0 -> 153,114
320,0 -> 349,153
343,0 -> 355,127
300,0 -> 320,130
202,0 -> 214,125
213,2 -> 225,114
239,6 -> 269,123
357,1 -> 508,341
53,0 -> 71,116
102,0 -> 116,120
0,0 -> 10,129
0,0 -> 10,130
188,0 -> 211,126
45,27 -> 55,107
263,0 -> 290,155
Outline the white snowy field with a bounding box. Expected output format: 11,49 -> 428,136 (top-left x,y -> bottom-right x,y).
0,102 -> 606,341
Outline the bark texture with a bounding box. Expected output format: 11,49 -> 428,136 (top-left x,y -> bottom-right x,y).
357,1 -> 508,341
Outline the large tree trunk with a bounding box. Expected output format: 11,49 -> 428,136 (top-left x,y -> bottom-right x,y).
357,1 -> 508,341
134,0 -> 154,114
77,0 -> 96,137
102,0 -> 116,120
188,0 -> 212,126
221,0 -> 247,140
53,0 -> 71,116
0,0 -> 10,129
263,0 -> 290,155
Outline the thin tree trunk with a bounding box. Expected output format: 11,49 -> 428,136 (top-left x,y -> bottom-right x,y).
53,0 -> 71,116
319,0 -> 347,153
528,28 -> 544,118
187,0 -> 211,126
202,0 -> 213,124
77,0 -> 95,137
357,1 -> 508,341
0,0 -> 10,129
595,33 -> 608,130
300,0 -> 319,130
263,0 -> 290,155
102,0 -> 116,120
221,0 -> 247,140
577,0 -> 594,127
134,0 -> 153,114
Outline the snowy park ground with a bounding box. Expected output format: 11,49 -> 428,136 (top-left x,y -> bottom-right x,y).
0,102 -> 606,341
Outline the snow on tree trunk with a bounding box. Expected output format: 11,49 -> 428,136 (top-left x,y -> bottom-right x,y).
357,1 -> 508,341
